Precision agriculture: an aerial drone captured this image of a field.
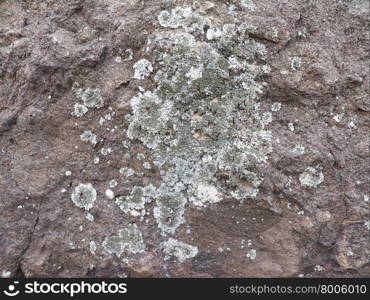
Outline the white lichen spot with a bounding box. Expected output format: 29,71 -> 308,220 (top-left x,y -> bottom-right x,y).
161,238 -> 198,263
314,265 -> 324,272
288,122 -> 295,132
364,220 -> 370,230
100,147 -> 112,156
133,59 -> 153,79
186,65 -> 203,80
246,249 -> 257,260
364,195 -> 369,202
115,56 -> 122,63
86,212 -> 94,222
93,157 -> 100,164
143,162 -> 151,169
137,153 -> 145,160
72,103 -> 88,117
206,27 -> 222,40
271,102 -> 281,112
109,179 -> 118,189
347,121 -> 356,129
65,170 -> 72,176
346,250 -> 354,257
190,183 -> 222,207
124,49 -> 134,61
80,130 -> 97,145
105,189 -> 115,200
1,270 -> 11,278
299,166 -> 324,189
292,144 -> 305,156
333,113 -> 344,122
89,241 -> 97,255
240,0 -> 257,11
119,167 -> 135,177
290,56 -> 302,70
71,183 -> 97,211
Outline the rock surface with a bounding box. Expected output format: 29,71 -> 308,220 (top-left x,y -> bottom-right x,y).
0,0 -> 369,278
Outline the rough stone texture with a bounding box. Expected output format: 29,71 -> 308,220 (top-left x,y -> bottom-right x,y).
0,0 -> 369,278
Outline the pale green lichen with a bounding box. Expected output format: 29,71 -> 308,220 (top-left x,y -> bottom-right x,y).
161,238 -> 198,263
102,224 -> 145,257
75,88 -> 104,108
299,166 -> 324,188
119,167 -> 135,177
72,103 -> 88,117
116,185 -> 156,216
123,6 -> 272,237
71,183 -> 97,211
80,130 -> 97,145
240,0 -> 257,11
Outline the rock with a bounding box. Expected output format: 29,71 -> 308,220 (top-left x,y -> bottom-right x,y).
0,0 -> 368,278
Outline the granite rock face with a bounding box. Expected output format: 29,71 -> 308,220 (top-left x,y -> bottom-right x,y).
0,0 -> 368,278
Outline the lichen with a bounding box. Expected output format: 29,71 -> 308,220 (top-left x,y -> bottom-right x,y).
102,224 -> 145,257
80,130 -> 97,145
75,88 -> 104,109
122,6 -> 273,237
299,166 -> 324,188
116,185 -> 156,216
133,59 -> 153,80
71,183 -> 97,211
161,238 -> 198,263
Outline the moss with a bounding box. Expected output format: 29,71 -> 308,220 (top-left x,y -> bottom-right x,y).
71,183 -> 97,211
102,224 -> 145,257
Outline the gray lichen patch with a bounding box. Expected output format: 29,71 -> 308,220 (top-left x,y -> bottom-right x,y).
102,224 -> 145,257
161,238 -> 198,263
72,103 -> 88,117
122,6 -> 273,237
75,87 -> 104,109
133,59 -> 153,80
116,185 -> 155,216
80,130 -> 97,145
153,191 -> 187,236
71,183 -> 97,211
299,166 -> 324,188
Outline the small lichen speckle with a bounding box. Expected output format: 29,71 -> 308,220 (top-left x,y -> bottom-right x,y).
161,238 -> 198,263
299,166 -> 324,189
102,224 -> 145,257
133,59 -> 153,80
105,189 -> 114,200
71,183 -> 97,211
80,130 -> 97,145
292,144 -> 305,156
86,212 -> 94,222
89,241 -> 97,255
240,0 -> 257,11
119,167 -> 135,177
72,103 -> 88,117
271,102 -> 281,112
246,249 -> 257,260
